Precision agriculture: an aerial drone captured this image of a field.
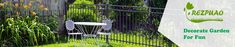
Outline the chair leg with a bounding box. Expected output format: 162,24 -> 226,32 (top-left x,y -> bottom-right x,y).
74,34 -> 77,46
68,35 -> 70,41
81,34 -> 86,46
73,35 -> 75,41
96,35 -> 99,46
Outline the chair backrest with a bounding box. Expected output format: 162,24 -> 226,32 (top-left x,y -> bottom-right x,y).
65,20 -> 75,31
102,19 -> 113,30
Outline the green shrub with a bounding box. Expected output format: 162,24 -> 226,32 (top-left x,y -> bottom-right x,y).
69,0 -> 95,9
45,15 -> 59,31
0,16 -> 56,46
67,0 -> 100,22
67,9 -> 100,22
38,14 -> 59,31
0,0 -> 57,46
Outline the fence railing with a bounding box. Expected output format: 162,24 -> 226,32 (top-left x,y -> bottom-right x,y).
68,4 -> 178,47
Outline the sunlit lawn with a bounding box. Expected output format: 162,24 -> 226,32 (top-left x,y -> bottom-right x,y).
34,38 -> 144,47
34,33 -> 177,47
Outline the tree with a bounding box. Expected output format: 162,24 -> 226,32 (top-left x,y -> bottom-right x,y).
58,0 -> 75,35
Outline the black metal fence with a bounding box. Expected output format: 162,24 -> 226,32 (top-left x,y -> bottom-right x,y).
0,2 -> 178,47
68,4 -> 178,47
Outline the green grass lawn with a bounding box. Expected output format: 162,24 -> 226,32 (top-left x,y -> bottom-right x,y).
34,38 -> 144,47
34,33 -> 177,47
100,33 -> 177,47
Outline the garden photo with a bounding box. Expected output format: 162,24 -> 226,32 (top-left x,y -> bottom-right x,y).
0,0 -> 178,47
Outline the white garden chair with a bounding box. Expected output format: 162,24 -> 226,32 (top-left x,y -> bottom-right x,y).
65,20 -> 83,41
97,19 -> 113,44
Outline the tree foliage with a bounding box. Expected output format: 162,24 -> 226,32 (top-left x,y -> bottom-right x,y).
108,0 -> 148,31
67,0 -> 99,22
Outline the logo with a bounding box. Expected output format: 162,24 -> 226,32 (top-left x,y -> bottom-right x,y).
184,2 -> 224,23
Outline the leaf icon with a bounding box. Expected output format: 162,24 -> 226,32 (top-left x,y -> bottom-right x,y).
186,2 -> 194,10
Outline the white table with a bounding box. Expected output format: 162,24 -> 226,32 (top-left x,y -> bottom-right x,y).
74,22 -> 107,26
74,22 -> 108,46
74,22 -> 107,37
